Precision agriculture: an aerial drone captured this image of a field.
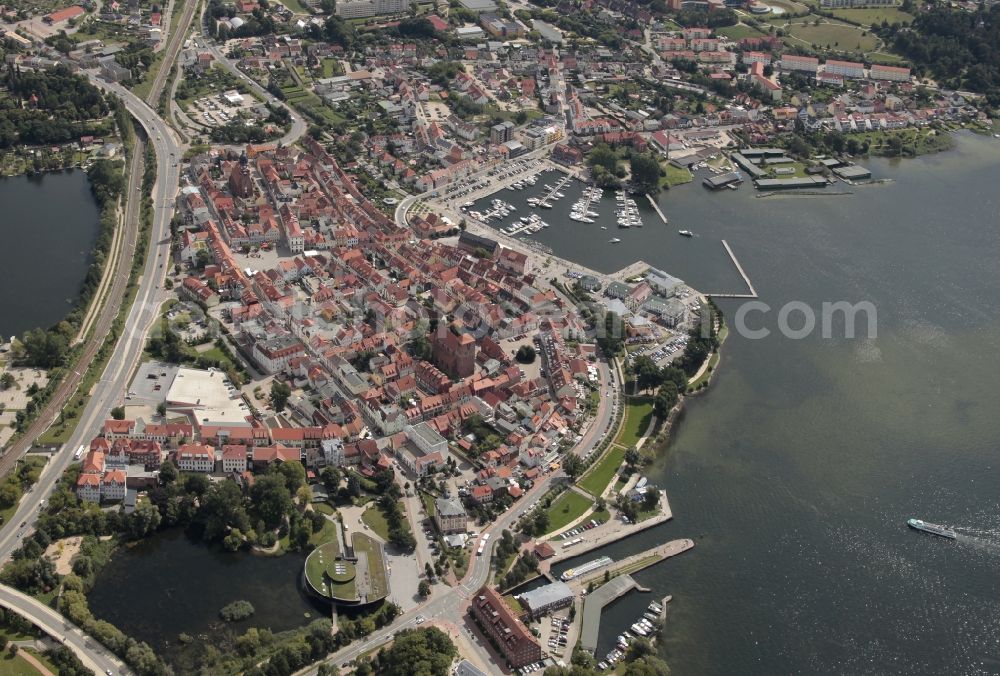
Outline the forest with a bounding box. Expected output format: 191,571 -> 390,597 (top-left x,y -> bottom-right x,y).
0,65 -> 111,148
882,4 -> 1000,104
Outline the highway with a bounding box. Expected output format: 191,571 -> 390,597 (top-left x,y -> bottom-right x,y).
0,2 -> 192,672
0,585 -> 125,675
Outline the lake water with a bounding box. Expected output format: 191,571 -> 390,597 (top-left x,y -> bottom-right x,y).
87,529 -> 320,669
490,133 -> 1000,675
0,170 -> 101,338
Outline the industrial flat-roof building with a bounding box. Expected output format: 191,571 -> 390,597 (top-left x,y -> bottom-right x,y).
832,165 -> 872,180
458,0 -> 498,11
166,367 -> 251,427
518,581 -> 574,618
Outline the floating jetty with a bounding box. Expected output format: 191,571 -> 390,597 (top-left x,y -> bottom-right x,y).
708,239 -> 757,299
645,194 -> 667,223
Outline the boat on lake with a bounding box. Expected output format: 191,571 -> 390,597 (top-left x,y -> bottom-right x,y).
907,518 -> 957,539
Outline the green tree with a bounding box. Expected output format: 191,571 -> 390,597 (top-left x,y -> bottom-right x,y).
251,473 -> 293,529
375,627 -> 456,676
562,454 -> 584,481
515,344 -> 536,364
418,580 -> 431,597
269,380 -> 292,412
630,152 -> 663,194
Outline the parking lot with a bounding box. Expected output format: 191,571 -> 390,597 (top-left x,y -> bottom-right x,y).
439,157 -> 546,205
126,361 -> 180,408
187,91 -> 259,128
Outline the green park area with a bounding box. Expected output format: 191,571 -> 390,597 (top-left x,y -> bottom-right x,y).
544,490 -> 595,533
361,504 -> 390,540
829,6 -> 913,25
716,23 -> 766,40
663,163 -> 693,188
578,445 -> 627,498
783,21 -> 879,54
615,398 -> 655,448
578,398 -> 654,497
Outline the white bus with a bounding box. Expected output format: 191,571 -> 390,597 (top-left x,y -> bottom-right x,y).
74,445 -> 85,460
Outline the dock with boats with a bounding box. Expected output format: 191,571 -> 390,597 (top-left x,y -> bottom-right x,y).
615,190 -> 643,228
577,540 -> 692,664
532,174 -> 572,210
571,186 -> 602,223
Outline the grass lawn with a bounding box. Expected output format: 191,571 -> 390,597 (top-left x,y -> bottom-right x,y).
320,58 -> 340,78
0,650 -> 47,676
829,6 -> 913,25
614,398 -> 655,448
784,21 -> 879,53
578,444 -> 627,497
309,517 -> 337,547
313,502 -> 335,516
361,505 -> 390,540
716,23 -> 766,40
353,532 -> 389,600
663,163 -> 693,187
544,491 -> 595,533
421,491 -> 436,516
277,0 -> 310,12
591,508 -> 611,524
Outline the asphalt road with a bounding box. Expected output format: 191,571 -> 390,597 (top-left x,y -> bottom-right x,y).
195,31 -> 308,147
301,361 -> 618,674
0,5 -> 190,672
0,584 -> 126,675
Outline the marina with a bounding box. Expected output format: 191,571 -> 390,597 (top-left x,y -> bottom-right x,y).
576,539 -> 694,658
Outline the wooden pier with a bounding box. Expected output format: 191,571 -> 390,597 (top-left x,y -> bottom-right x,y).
708,239 -> 758,299
645,194 -> 668,224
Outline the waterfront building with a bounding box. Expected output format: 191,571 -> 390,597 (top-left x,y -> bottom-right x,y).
518,581 -> 574,618
470,586 -> 542,668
